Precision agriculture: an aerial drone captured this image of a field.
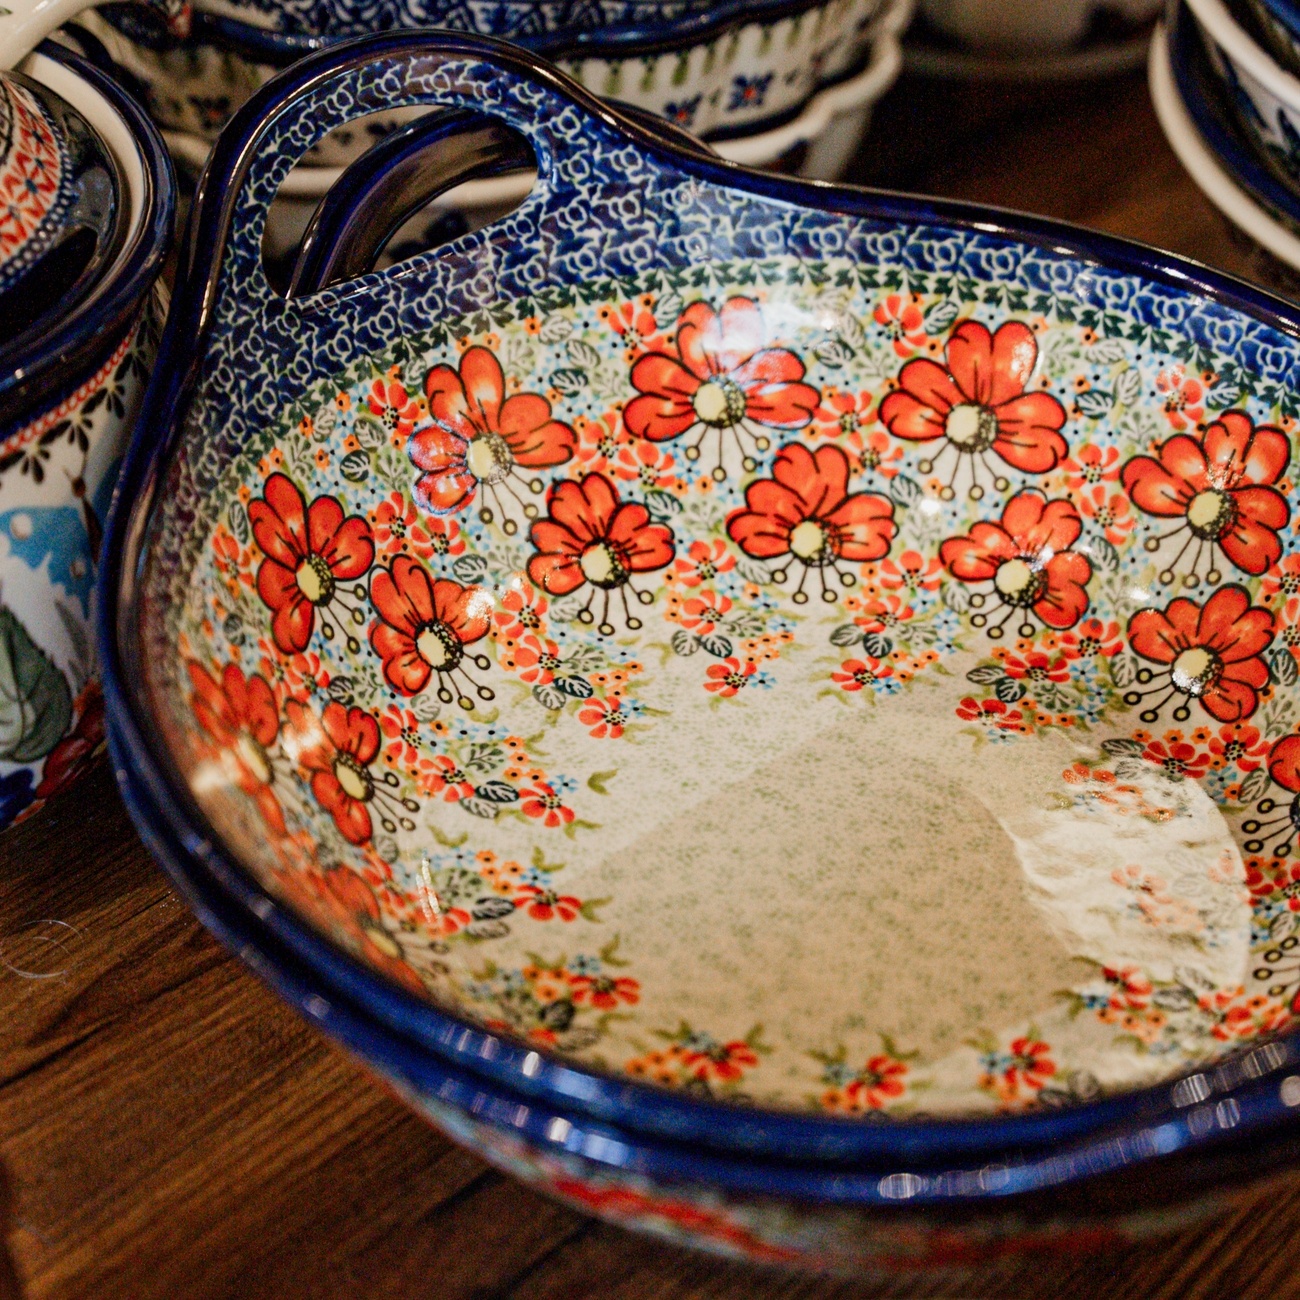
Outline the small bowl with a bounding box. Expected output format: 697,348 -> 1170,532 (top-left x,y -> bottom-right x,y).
0,41 -> 172,830
103,30 -> 1300,1171
0,66 -> 126,342
1186,0 -> 1300,195
79,0 -> 906,153
1150,14 -> 1300,295
113,741 -> 1300,1271
1169,0 -> 1300,234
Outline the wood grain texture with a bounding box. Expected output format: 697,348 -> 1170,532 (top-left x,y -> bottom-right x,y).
3,58 -> 1298,1300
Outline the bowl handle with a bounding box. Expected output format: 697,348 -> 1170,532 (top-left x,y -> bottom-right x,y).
286,98 -> 718,298
187,32 -> 725,322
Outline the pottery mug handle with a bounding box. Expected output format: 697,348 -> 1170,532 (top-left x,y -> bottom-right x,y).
0,0 -> 188,71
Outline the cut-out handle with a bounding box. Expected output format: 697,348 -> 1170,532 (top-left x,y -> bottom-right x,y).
287,99 -> 718,298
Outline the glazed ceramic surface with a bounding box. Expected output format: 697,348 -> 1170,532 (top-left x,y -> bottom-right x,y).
115,753 -> 1300,1272
1153,13 -> 1300,271
83,0 -> 898,152
0,45 -> 172,831
106,33 -> 1300,1156
1189,0 -> 1300,197
1170,2 -> 1300,236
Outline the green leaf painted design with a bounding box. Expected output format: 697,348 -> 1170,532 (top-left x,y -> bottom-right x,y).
0,609 -> 72,763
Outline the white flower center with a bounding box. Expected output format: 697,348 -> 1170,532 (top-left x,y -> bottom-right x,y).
1186,489 -> 1231,537
416,624 -> 454,669
693,381 -> 731,425
994,558 -> 1035,598
234,733 -> 271,787
944,402 -> 996,449
790,520 -> 827,561
1172,647 -> 1218,694
580,542 -> 618,586
334,758 -> 370,801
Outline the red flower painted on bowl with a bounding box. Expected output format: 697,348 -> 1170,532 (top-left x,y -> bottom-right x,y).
1242,735 -> 1300,860
624,296 -> 819,478
189,661 -> 285,834
685,1040 -> 759,1083
1121,412 -> 1290,584
940,490 -> 1091,638
832,657 -> 893,692
578,695 -> 630,739
873,293 -> 927,358
569,972 -> 640,1009
286,700 -> 413,845
1155,365 -> 1204,431
519,780 -> 575,828
1075,484 -> 1135,547
513,884 -> 583,921
1058,616 -> 1122,659
704,657 -> 758,696
369,557 -> 493,708
367,372 -> 428,441
1208,722 -> 1270,773
250,472 -> 374,655
879,319 -> 1067,499
1126,585 -> 1275,723
527,473 -> 674,634
726,443 -> 894,604
409,345 -> 575,531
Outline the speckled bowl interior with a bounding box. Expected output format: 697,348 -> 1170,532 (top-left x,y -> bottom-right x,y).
112,36 -> 1300,1139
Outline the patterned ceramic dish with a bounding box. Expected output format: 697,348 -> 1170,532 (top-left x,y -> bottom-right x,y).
78,0 -> 903,155
102,30 -> 1300,1167
1187,0 -> 1300,197
0,41 -> 172,830
1170,0 -> 1300,238
0,66 -> 127,347
1150,16 -> 1300,293
111,740 -> 1300,1270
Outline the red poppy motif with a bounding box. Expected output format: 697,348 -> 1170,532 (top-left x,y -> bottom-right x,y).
879,319 -> 1067,499
250,472 -> 374,654
513,884 -> 583,921
189,661 -> 285,835
527,473 -> 675,633
578,695 -> 630,738
726,443 -> 895,604
873,293 -> 928,358
369,557 -> 493,708
1121,412 -> 1291,584
704,657 -> 757,696
624,297 -> 819,478
1242,735 -> 1300,860
367,372 -> 428,441
286,700 -> 415,845
939,491 -> 1092,637
408,345 -> 576,530
832,657 -> 893,692
316,867 -> 430,996
685,1040 -> 760,1083
1126,585 -> 1275,723
519,780 -> 575,828
569,972 -> 640,1009
1155,365 -> 1204,431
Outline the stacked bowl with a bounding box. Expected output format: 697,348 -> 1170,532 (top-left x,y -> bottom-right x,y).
0,37 -> 173,830
57,0 -> 912,260
1151,0 -> 1300,295
97,27 -> 1300,1271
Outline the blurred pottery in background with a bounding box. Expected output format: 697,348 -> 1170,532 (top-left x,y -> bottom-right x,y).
0,43 -> 172,831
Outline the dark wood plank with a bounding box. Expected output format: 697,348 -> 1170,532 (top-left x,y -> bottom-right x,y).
3,56 -> 1299,1300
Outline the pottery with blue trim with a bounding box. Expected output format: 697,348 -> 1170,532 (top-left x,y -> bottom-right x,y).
1245,0 -> 1300,72
1188,0 -> 1300,198
78,0 -> 904,159
111,739 -> 1300,1270
0,42 -> 172,833
103,32 -> 1300,1173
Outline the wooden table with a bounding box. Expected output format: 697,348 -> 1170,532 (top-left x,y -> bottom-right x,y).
3,50 -> 1297,1300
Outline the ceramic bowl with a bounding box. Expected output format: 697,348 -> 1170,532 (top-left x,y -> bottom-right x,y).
112,741 -> 1300,1271
1169,0 -> 1300,237
102,30 -> 1300,1168
1186,0 -> 1300,196
78,0 -> 905,155
0,41 -> 172,830
918,0 -> 1160,52
0,0 -> 186,70
0,67 -> 128,346
1150,15 -> 1300,296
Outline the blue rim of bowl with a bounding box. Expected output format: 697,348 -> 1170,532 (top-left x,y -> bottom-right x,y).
99,28 -> 1300,1169
109,733 -> 1300,1208
105,0 -> 877,66
1173,0 -> 1300,229
0,42 -> 175,441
